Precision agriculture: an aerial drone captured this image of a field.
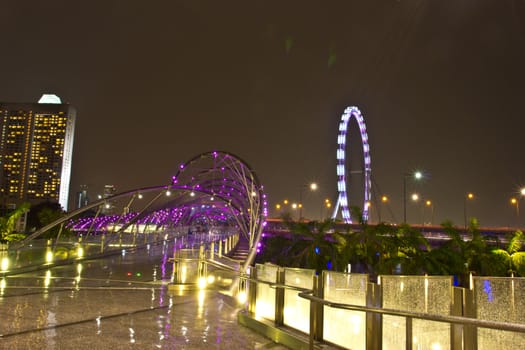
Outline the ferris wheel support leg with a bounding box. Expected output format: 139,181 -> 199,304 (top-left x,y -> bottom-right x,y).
331,196 -> 341,220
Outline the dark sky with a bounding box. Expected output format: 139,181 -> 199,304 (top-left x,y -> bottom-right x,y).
1,1 -> 525,228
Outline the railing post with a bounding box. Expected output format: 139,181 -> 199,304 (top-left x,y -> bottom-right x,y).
218,240 -> 223,257
198,245 -> 206,280
172,249 -> 181,284
405,316 -> 413,350
275,268 -> 285,326
366,282 -> 382,350
451,287 -> 464,350
248,266 -> 257,314
210,242 -> 215,260
463,286 -> 478,350
314,274 -> 324,341
309,274 -> 323,349
100,234 -> 105,253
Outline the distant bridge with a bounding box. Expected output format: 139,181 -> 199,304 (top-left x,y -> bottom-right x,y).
263,218 -> 516,247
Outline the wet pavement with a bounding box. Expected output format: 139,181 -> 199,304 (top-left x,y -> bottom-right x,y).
0,241 -> 288,349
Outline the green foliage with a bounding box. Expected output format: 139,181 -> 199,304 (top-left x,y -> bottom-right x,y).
3,232 -> 27,242
27,201 -> 71,239
0,203 -> 30,243
484,230 -> 525,276
484,249 -> 512,276
507,230 -> 524,255
511,252 -> 525,276
281,217 -> 339,273
256,212 -> 525,280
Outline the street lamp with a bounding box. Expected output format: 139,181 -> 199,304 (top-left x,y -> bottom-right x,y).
321,198 -> 331,220
375,195 -> 388,223
425,200 -> 434,226
298,182 -> 318,221
403,171 -> 423,223
512,187 -> 525,228
464,192 -> 474,230
510,197 -> 519,226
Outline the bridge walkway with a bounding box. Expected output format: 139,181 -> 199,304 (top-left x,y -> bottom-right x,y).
0,239 -> 288,349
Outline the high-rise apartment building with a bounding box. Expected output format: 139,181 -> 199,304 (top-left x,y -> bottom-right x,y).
0,94 -> 76,210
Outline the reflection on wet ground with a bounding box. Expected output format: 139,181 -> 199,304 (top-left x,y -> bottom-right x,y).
0,241 -> 288,349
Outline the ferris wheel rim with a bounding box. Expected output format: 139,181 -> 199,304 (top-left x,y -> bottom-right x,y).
334,106 -> 372,223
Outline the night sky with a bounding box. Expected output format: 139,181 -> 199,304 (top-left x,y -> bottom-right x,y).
1,1 -> 525,228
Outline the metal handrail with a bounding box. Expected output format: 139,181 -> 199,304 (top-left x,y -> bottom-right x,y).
298,289 -> 525,334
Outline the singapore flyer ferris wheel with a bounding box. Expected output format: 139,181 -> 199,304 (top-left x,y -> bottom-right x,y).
332,106 -> 372,224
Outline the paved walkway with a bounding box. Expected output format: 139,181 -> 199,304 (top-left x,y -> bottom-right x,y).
0,242 -> 288,349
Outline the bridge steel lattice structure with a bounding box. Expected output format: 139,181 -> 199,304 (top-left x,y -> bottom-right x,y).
10,151 -> 267,273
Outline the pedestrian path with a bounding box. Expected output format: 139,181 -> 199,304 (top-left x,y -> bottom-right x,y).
0,242 -> 289,349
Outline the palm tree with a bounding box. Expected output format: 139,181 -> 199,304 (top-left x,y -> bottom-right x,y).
423,219 -> 490,285
333,207 -> 400,279
0,203 -> 30,243
383,223 -> 431,275
485,230 -> 525,276
282,216 -> 339,274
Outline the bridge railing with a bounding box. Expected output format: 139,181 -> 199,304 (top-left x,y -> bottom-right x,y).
234,264 -> 525,350
0,229 -> 240,277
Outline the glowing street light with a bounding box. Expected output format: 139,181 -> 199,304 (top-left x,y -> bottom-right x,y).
319,198 -> 332,220
373,195 -> 389,223
510,197 -> 519,225
298,182 -> 318,220
510,197 -> 520,217
464,192 -> 475,230
425,200 -> 434,225
403,171 -> 424,223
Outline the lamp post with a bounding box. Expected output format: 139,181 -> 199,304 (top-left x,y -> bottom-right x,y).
403,171 -> 423,223
514,187 -> 525,228
321,198 -> 331,221
376,195 -> 388,223
424,200 -> 434,226
510,198 -> 519,227
298,182 -> 318,221
464,192 -> 474,230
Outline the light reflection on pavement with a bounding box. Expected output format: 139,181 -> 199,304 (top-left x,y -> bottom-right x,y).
0,240 -> 288,349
